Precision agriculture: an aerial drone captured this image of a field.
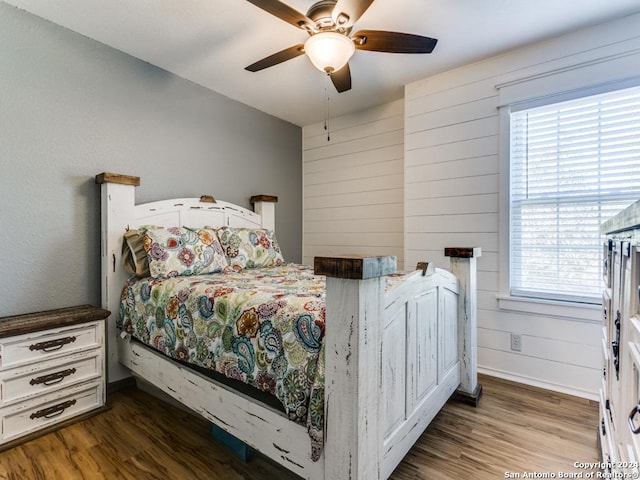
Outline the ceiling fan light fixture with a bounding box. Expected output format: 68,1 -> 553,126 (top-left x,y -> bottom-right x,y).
304,31 -> 355,73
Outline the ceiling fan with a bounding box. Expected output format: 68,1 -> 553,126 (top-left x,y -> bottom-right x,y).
244,0 -> 438,93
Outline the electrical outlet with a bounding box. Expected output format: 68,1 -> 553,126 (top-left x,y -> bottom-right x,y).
510,333 -> 522,352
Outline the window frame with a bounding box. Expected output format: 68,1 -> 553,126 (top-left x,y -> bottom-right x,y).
497,79 -> 640,320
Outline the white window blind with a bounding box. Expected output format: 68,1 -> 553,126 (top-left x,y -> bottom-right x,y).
510,85 -> 640,303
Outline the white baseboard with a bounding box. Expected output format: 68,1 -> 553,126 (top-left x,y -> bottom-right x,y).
478,367 -> 599,401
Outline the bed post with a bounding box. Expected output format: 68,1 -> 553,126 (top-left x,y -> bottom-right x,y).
250,195 -> 277,231
445,247 -> 482,406
95,172 -> 140,384
314,255 -> 397,480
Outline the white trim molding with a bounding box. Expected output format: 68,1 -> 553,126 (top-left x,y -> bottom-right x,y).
496,295 -> 601,323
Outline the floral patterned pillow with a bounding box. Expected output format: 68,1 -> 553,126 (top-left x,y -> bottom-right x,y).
215,227 -> 284,269
140,226 -> 228,278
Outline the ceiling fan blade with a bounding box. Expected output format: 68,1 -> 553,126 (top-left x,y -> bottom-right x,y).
331,0 -> 375,28
246,0 -> 313,30
245,44 -> 305,72
330,63 -> 352,93
352,30 -> 438,53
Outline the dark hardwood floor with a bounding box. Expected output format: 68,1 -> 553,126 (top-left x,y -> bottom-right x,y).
0,374 -> 599,479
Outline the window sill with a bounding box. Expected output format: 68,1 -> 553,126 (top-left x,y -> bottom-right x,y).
496,295 -> 601,323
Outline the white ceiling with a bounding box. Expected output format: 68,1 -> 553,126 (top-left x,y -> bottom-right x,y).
5,0 -> 640,126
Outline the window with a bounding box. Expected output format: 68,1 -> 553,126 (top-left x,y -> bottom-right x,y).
509,85 -> 640,304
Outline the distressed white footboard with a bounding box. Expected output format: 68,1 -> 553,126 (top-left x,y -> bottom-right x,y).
315,253 -> 479,479
381,266 -> 461,478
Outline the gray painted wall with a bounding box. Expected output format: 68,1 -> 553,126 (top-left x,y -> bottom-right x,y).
0,4 -> 302,317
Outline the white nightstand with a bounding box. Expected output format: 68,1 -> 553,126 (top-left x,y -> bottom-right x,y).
0,305 -> 109,449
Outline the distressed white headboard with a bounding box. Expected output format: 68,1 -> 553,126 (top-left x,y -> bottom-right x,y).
94,172 -> 277,383
132,197 -> 266,230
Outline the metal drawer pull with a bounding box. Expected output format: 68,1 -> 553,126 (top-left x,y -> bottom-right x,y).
606,399 -> 614,423
628,404 -> 640,434
613,311 -> 621,380
29,336 -> 76,352
29,368 -> 77,386
29,399 -> 77,420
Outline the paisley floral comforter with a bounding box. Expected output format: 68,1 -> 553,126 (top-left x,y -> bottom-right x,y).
119,263 -> 415,460
119,263 -> 327,459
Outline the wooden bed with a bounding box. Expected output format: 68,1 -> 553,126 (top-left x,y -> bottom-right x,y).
96,172 -> 481,480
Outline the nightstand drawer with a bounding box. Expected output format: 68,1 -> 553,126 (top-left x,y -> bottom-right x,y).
0,322 -> 102,370
0,352 -> 101,407
0,381 -> 102,444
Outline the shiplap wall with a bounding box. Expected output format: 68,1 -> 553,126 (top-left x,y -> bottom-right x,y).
302,100 -> 405,269
404,12 -> 640,398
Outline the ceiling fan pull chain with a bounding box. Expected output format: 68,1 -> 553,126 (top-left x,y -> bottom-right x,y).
324,72 -> 331,142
